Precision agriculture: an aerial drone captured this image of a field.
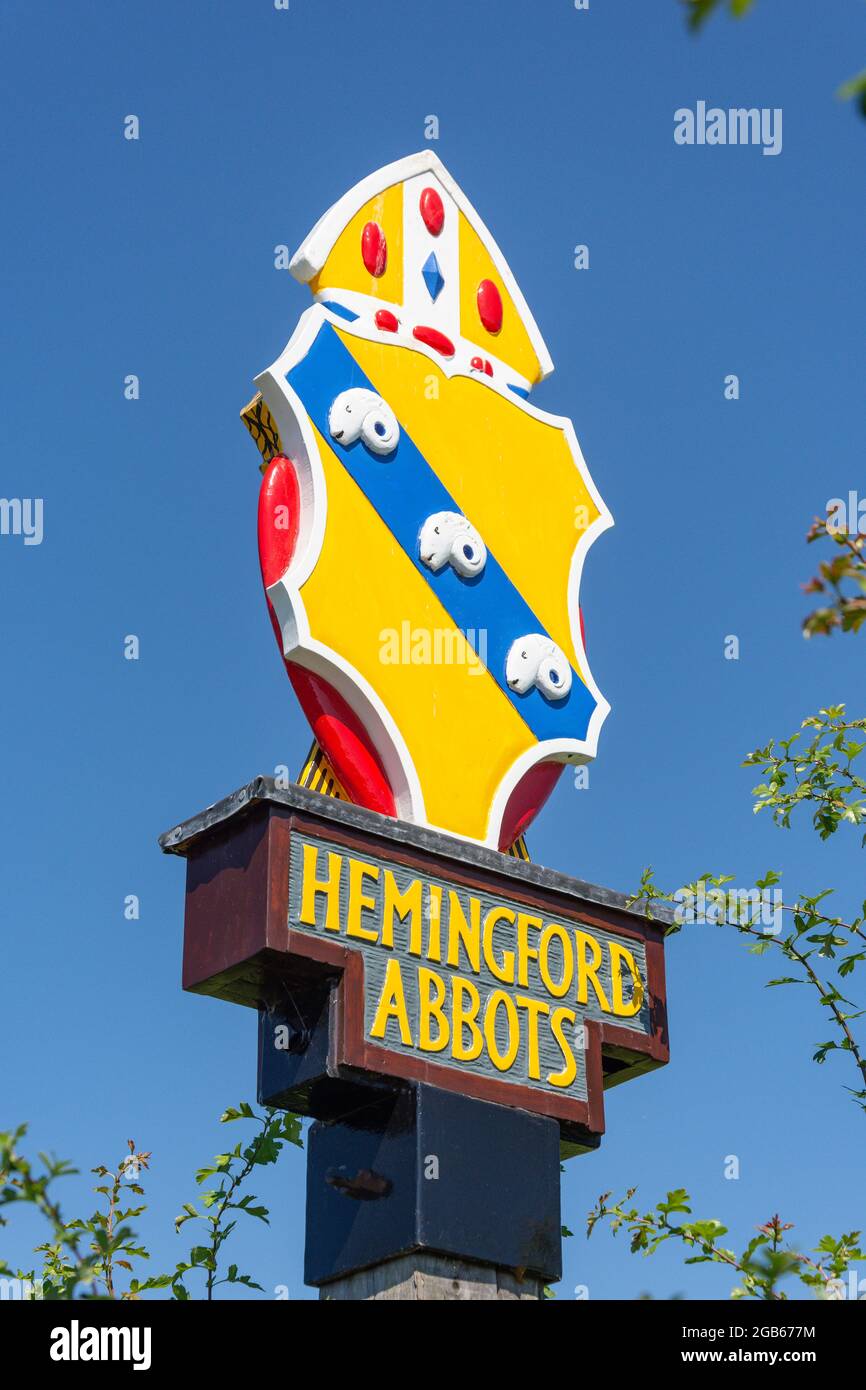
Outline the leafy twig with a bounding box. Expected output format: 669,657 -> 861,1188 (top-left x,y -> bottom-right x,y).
588,1189 -> 862,1300
745,705 -> 866,842
630,868 -> 866,1110
164,1103 -> 302,1301
802,516 -> 866,636
0,1128 -> 152,1299
682,0 -> 755,35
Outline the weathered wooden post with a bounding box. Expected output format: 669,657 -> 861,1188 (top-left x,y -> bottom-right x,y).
161,153 -> 670,1299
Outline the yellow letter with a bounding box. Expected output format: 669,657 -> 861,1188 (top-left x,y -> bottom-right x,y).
418,967 -> 450,1052
451,976 -> 483,1061
369,959 -> 413,1046
346,858 -> 380,943
547,1006 -> 577,1088
446,891 -> 481,974
608,942 -> 645,1017
483,990 -> 520,1072
515,995 -> 550,1079
574,929 -> 611,1011
427,883 -> 442,962
381,871 -> 422,952
538,923 -> 574,999
482,906 -> 516,984
516,913 -> 541,987
298,843 -> 342,934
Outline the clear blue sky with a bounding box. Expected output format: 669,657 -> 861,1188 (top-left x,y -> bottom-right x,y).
2,0 -> 864,1300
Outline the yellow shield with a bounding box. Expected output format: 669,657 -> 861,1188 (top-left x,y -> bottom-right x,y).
256,306 -> 611,846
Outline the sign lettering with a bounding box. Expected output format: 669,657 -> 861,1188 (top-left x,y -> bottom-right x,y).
290,833 -> 652,1104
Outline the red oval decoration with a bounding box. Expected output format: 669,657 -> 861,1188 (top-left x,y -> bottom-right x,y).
413,324 -> 455,358
498,762 -> 564,852
287,665 -> 397,818
375,309 -> 399,332
477,278 -> 503,334
258,457 -> 396,819
361,221 -> 387,277
419,186 -> 445,236
258,455 -> 300,590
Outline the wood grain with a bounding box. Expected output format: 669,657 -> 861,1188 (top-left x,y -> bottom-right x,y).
319,1252 -> 543,1301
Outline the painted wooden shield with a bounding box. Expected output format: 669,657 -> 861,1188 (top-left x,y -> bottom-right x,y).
246,153 -> 612,849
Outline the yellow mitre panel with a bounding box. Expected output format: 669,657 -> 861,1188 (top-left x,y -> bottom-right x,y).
457,211 -> 542,388
308,182 -> 403,306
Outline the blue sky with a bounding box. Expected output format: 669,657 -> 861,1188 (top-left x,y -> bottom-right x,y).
2,0 -> 864,1300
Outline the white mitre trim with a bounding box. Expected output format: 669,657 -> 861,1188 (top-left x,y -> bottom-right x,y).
288,150 -> 555,382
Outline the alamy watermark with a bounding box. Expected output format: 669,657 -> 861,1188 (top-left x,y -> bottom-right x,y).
379,622 -> 488,675
675,102 -> 782,157
0,497 -> 43,546
825,1270 -> 866,1300
50,1321 -> 151,1370
0,1275 -> 43,1299
826,491 -> 866,537
674,882 -> 783,934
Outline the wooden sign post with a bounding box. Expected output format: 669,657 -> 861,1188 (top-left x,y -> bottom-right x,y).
161,779 -> 668,1298
162,153 -> 670,1298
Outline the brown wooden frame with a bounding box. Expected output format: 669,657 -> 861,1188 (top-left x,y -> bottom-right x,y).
167,782 -> 670,1139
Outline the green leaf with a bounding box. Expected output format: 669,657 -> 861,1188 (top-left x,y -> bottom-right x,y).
231,1197 -> 269,1223
220,1102 -> 256,1124
684,0 -> 722,31
657,1189 -> 691,1217
132,1274 -> 173,1292
689,1219 -> 729,1241
174,1203 -> 199,1231
838,69 -> 866,110
276,1112 -> 304,1149
749,938 -> 774,956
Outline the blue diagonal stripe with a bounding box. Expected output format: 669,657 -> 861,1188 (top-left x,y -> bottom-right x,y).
286,320 -> 597,744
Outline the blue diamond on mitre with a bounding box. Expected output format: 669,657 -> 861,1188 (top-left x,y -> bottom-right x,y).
421,252 -> 445,301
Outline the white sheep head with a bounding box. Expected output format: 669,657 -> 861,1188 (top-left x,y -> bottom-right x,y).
505,634 -> 572,701
328,388 -> 400,456
418,511 -> 487,579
